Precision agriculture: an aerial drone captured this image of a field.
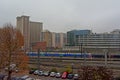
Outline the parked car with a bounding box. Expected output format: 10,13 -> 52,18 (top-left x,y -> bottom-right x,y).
38,71 -> 44,76
55,72 -> 61,78
50,72 -> 56,77
73,74 -> 79,80
0,74 -> 6,80
43,71 -> 50,76
61,72 -> 68,79
29,70 -> 35,74
67,74 -> 74,79
34,70 -> 39,75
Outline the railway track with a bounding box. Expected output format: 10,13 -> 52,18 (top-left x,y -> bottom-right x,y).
29,56 -> 120,69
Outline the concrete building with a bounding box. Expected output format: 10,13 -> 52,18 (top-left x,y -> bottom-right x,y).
65,29 -> 120,53
30,22 -> 43,44
51,32 -> 56,48
41,31 -> 67,50
59,33 -> 65,48
51,32 -> 66,48
41,30 -> 52,49
16,15 -> 43,51
16,15 -> 30,50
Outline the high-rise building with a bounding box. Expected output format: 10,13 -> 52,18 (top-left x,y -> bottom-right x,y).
30,22 -> 43,44
16,15 -> 30,50
16,15 -> 43,51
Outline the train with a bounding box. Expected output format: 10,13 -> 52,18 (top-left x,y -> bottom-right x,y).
27,52 -> 120,59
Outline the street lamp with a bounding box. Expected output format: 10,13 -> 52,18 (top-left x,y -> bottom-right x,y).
37,49 -> 40,70
80,43 -> 83,58
71,63 -> 74,73
103,49 -> 108,67
84,50 -> 87,66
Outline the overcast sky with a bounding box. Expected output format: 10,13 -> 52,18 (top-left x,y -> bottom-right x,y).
0,0 -> 120,33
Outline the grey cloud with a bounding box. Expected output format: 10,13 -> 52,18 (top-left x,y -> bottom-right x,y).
0,0 -> 120,32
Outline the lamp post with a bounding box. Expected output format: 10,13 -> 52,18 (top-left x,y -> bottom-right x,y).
104,49 -> 108,67
71,63 -> 74,73
80,43 -> 83,58
84,50 -> 87,66
37,49 -> 40,70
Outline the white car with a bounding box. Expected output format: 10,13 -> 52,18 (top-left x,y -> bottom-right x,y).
50,72 -> 56,77
73,74 -> 79,80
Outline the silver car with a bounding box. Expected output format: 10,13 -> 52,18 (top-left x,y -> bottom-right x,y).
34,70 -> 39,75
55,73 -> 61,78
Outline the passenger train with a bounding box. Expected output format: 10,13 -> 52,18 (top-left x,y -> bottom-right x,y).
27,52 -> 120,59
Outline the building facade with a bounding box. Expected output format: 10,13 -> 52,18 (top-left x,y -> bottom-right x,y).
67,30 -> 91,46
16,15 -> 43,51
41,30 -> 52,49
41,31 -> 67,50
30,22 -> 43,44
52,32 -> 66,48
32,42 -> 47,51
16,16 -> 30,50
66,29 -> 120,53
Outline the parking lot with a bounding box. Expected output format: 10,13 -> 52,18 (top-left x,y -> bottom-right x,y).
12,74 -> 74,80
0,70 -> 76,80
29,74 -> 72,80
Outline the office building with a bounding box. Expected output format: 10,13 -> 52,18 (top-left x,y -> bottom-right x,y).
66,29 -> 120,53
67,30 -> 91,46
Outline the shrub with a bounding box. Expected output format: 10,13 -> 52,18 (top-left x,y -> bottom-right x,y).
50,68 -> 58,73
78,66 -> 113,80
63,65 -> 72,73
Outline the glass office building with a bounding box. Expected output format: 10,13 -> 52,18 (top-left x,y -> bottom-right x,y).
66,29 -> 120,53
